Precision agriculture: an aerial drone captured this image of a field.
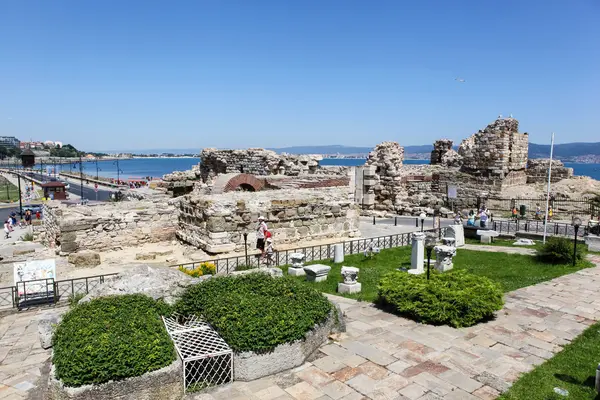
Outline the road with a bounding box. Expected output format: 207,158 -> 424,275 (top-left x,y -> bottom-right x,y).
23,172 -> 113,202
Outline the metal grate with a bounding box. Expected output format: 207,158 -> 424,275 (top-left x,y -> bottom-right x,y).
162,315 -> 233,393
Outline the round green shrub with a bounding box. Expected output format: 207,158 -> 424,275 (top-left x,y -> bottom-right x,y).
174,273 -> 332,352
377,270 -> 504,327
537,236 -> 583,264
53,294 -> 175,387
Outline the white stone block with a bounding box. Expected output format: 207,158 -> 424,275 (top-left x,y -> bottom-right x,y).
304,264 -> 331,282
445,224 -> 465,247
585,235 -> 600,252
333,243 -> 344,263
411,232 -> 425,274
204,243 -> 237,253
434,245 -> 456,272
288,267 -> 305,276
338,282 -> 362,294
480,235 -> 492,244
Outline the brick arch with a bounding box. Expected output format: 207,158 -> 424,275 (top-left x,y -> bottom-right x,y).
210,173 -> 265,194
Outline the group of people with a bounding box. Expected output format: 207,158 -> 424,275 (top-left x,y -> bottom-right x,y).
256,216 -> 275,264
465,205 -> 490,228
3,209 -> 41,239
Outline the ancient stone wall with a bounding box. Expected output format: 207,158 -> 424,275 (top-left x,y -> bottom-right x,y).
430,140 -> 453,165
199,148 -> 323,182
177,187 -> 360,254
526,159 -> 574,183
364,142 -> 405,212
459,117 -> 528,178
39,194 -> 178,254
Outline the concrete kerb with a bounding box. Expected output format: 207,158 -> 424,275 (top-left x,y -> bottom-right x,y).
233,302 -> 345,381
48,357 -> 184,400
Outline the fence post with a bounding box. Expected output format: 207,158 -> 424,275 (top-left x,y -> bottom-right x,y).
373,216 -> 376,225
394,217 -> 397,226
415,218 -> 418,227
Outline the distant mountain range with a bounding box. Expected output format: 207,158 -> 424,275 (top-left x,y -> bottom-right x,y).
106,142 -> 600,162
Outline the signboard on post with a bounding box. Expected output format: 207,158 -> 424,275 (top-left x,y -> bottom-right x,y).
14,259 -> 56,296
447,185 -> 458,199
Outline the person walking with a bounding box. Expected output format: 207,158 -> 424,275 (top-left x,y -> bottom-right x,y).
512,206 -> 518,222
256,216 -> 268,261
479,210 -> 488,228
467,210 -> 475,226
535,204 -> 541,220
265,237 -> 275,265
4,219 -> 11,239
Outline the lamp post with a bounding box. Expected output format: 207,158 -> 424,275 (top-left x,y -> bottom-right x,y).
425,234 -> 436,280
420,212 -> 426,232
243,232 -> 249,267
572,217 -> 582,266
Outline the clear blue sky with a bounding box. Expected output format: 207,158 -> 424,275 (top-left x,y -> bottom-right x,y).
1,0 -> 598,151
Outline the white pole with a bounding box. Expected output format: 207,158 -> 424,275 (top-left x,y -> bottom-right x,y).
543,132 -> 555,244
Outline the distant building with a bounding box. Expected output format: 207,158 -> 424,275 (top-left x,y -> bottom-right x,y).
0,136 -> 20,148
19,141 -> 44,149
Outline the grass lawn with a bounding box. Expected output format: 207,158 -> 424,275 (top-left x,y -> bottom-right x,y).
280,246 -> 594,302
0,181 -> 21,202
499,321 -> 600,400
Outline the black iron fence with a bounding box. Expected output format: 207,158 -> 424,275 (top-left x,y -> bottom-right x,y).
174,227 -> 447,275
0,273 -> 118,311
492,219 -> 587,238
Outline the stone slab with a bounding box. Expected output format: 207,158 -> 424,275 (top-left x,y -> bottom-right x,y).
288,267 -> 306,277
304,264 -> 331,282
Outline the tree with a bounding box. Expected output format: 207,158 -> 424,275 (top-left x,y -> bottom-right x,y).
49,144 -> 83,158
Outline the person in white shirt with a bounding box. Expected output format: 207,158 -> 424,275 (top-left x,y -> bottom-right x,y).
256,216 -> 268,260
4,219 -> 11,239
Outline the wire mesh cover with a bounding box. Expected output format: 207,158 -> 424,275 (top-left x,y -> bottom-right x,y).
162,315 -> 233,392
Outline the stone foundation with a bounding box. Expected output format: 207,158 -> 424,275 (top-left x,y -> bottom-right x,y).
176,187 -> 360,254
39,194 -> 178,254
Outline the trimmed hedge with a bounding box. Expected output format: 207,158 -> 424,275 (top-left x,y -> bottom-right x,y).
53,294 -> 175,387
377,270 -> 504,327
537,236 -> 583,264
174,273 -> 332,352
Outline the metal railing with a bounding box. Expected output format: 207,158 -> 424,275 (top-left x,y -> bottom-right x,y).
0,273 -> 118,311
492,220 -> 587,238
173,227 -> 447,275
0,228 -> 447,311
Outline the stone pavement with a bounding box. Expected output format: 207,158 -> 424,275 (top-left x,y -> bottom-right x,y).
0,308 -> 51,399
195,255 -> 600,400
2,257 -> 600,399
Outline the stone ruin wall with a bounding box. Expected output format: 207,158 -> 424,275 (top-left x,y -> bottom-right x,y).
176,187 -> 360,254
40,194 -> 178,254
458,117 -> 528,180
199,148 -> 324,183
526,159 -> 574,184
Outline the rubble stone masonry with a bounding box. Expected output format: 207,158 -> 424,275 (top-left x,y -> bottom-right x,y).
526,158 -> 574,183
176,187 -> 360,254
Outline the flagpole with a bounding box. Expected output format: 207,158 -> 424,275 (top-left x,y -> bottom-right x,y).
543,132 -> 555,244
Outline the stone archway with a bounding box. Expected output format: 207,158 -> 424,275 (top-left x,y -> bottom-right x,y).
211,173 -> 266,194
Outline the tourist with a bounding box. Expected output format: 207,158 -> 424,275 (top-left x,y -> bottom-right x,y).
265,237 -> 275,265
256,216 -> 268,261
548,206 -> 553,220
36,210 -> 41,220
24,210 -> 31,226
535,204 -> 541,220
467,210 -> 475,226
512,206 -> 518,222
454,212 -> 462,225
479,210 -> 488,228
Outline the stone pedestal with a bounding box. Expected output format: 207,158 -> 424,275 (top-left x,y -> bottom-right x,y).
304,264 -> 331,282
585,235 -> 600,252
338,282 -> 362,294
434,245 -> 456,272
410,232 -> 425,275
289,252 -> 306,276
480,235 -> 492,244
445,224 -> 465,247
333,243 -> 344,263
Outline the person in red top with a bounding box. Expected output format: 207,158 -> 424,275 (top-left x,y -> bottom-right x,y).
36,211 -> 41,220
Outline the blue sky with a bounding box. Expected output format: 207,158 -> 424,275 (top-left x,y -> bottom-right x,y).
1,1 -> 598,151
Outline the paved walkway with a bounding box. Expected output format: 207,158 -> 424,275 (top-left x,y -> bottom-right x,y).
2,257 -> 600,400
462,244 -> 536,256
196,255 -> 600,400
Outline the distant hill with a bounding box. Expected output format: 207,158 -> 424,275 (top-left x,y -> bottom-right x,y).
269,144 -> 435,155
528,142 -> 600,158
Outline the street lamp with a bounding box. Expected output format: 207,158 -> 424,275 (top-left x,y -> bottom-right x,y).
425,234 -> 437,280
419,212 -> 426,232
243,232 -> 249,267
572,217 -> 582,266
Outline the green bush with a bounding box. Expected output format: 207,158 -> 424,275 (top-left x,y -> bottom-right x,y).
174,273 -> 332,352
377,270 -> 504,327
537,237 -> 583,264
53,294 -> 175,387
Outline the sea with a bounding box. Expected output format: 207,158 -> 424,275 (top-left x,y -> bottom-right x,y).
83,157 -> 600,181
